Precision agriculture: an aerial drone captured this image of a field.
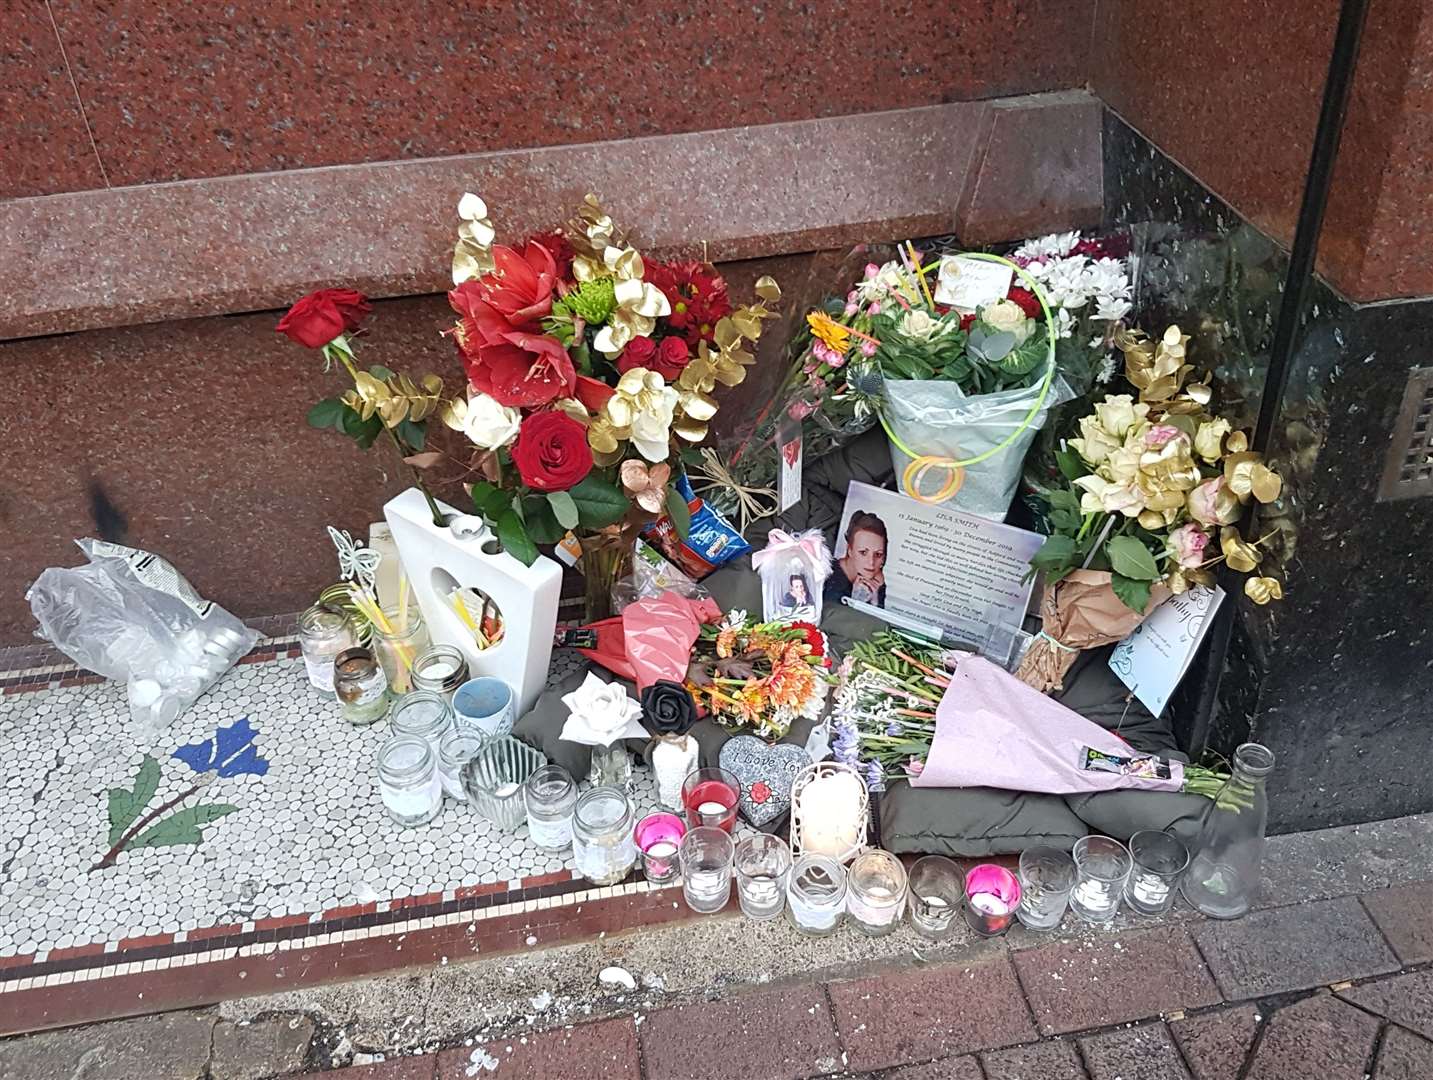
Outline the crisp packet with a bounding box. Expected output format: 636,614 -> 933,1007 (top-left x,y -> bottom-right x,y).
641,472 -> 751,579
1079,747 -> 1174,781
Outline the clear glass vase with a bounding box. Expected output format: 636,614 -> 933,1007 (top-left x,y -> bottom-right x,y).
588,741 -> 633,792
579,534 -> 633,624
1181,743 -> 1275,919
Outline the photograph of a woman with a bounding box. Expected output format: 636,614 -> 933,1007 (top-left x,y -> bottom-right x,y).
778,571 -> 817,621
824,511 -> 888,608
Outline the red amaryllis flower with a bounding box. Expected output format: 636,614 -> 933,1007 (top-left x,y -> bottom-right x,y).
276,288 -> 371,348
463,331 -> 576,408
1006,286 -> 1043,320
448,242 -> 558,347
574,375 -> 615,413
526,231 -> 575,281
511,410 -> 594,492
646,260 -> 731,345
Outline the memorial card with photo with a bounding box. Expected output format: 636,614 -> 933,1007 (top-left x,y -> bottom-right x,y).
826,481 -> 1044,644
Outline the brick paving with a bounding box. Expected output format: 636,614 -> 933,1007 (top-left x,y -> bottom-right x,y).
14,825 -> 1433,1079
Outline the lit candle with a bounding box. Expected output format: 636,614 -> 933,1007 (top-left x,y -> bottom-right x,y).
635,813 -> 687,885
963,864 -> 1021,937
494,782 -> 520,798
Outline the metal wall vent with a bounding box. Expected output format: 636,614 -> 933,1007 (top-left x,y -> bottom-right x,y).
1379,366 -> 1433,502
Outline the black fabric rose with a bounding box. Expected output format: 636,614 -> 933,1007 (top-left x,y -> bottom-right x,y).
641,680 -> 698,737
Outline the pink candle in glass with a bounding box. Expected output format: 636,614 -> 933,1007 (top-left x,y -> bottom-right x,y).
682,768 -> 739,833
635,813 -> 687,884
963,864 -> 1021,937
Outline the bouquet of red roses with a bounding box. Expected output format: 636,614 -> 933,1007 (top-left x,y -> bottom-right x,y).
443,193 -> 781,570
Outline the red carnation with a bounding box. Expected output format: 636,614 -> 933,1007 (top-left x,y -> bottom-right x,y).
618,334 -> 690,381
1006,286 -> 1043,320
789,621 -> 825,656
462,331 -> 576,408
646,260 -> 732,345
276,288 -> 371,349
511,411 -> 594,492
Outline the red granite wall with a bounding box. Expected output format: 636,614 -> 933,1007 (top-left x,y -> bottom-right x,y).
3,0 -> 1094,199
1094,0 -> 1433,302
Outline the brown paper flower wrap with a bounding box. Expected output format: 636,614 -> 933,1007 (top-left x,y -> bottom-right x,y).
1016,569 -> 1171,693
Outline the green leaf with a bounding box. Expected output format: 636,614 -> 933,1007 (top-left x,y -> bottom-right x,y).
129,803 -> 239,851
547,490 -> 580,530
481,489 -> 511,521
367,364 -> 394,381
496,510 -> 539,566
1106,535 -> 1161,580
106,757 -> 161,846
1029,534 -> 1077,577
567,475 -> 629,529
1055,449 -> 1089,481
665,485 -> 692,541
519,497 -> 567,545
306,398 -> 346,430
471,481 -> 498,515
396,418 -> 426,452
1110,572 -> 1153,614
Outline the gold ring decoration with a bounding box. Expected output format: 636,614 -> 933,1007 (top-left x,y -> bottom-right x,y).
901,455 -> 965,504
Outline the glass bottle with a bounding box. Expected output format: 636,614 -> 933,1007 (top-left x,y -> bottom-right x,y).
587,742 -> 633,792
333,647 -> 390,726
1181,743 -> 1275,919
298,605 -> 356,693
571,787 -> 638,886
372,604 -> 430,695
409,644 -> 469,703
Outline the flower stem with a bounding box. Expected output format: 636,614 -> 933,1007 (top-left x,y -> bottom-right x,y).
90,782 -> 203,872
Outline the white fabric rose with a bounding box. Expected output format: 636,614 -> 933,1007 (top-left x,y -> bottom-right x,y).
559,672 -> 647,747
449,392 -> 521,450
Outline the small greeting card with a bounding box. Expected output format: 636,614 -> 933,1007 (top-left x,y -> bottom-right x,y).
934,255 -> 1014,311
1109,586 -> 1226,716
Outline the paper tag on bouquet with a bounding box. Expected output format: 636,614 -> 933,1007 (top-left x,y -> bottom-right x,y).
1109,585 -> 1226,716
934,255 -> 1013,311
776,415 -> 804,514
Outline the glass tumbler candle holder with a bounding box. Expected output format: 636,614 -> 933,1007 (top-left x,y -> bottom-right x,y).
680,826 -> 735,914
786,854 -> 847,936
463,736 -> 546,831
524,765 -> 577,852
436,729 -> 486,801
847,850 -> 907,936
572,787 -> 638,886
734,833 -> 793,921
390,691 -> 453,753
907,856 -> 965,940
963,864 -> 1021,937
635,813 -> 687,885
1070,836 -> 1133,924
1125,830 -> 1190,916
1016,846 -> 1078,931
377,735 -> 442,828
683,767 -> 740,833
372,604 -> 430,695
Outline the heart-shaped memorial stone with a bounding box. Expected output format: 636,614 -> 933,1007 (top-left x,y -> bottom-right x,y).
718,735 -> 810,829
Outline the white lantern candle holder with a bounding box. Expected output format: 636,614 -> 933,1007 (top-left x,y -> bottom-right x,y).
790,761 -> 869,864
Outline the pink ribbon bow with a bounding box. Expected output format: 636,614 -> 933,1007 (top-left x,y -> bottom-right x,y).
751,529 -> 833,583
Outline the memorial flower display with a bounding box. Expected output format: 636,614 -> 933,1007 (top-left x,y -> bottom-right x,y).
1018,324 -> 1286,692
684,612 -> 831,741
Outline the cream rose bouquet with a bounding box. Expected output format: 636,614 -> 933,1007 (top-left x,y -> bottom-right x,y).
1017,325 -> 1285,692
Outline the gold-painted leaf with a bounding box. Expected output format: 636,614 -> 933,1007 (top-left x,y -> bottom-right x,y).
1219,526 -> 1263,573
1244,576 -> 1284,604
754,276 -> 781,302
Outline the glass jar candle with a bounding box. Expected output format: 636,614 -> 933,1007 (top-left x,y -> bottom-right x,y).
409,644 -> 469,703
682,767 -> 740,833
372,604 -> 430,695
963,864 -> 1021,937
1125,830 -> 1190,917
635,813 -> 686,885
847,850 -> 907,936
524,765 -> 577,852
785,854 -> 847,936
1070,836 -> 1133,924
436,729 -> 485,801
298,605 -> 356,692
333,647 -> 390,726
377,735 -> 442,827
572,787 -> 638,886
734,833 -> 792,921
391,690 -> 453,752
907,855 -> 964,940
680,827 -> 735,914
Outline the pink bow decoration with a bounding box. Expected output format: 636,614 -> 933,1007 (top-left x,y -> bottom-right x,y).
752,529 -> 833,584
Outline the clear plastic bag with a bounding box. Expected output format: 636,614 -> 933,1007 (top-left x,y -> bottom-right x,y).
882,374 -> 1073,520
610,541 -> 708,613
27,539 -> 258,734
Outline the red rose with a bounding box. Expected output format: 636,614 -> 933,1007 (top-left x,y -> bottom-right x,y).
462,331 -> 576,408
1006,286 -> 1043,320
511,411 -> 594,492
616,336 -> 658,374
276,288 -> 371,349
617,335 -> 689,381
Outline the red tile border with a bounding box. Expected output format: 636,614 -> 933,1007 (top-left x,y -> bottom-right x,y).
187,923 -> 243,942
521,869 -> 577,889
44,943 -> 106,962
321,902 -> 379,921
116,932 -> 173,951
0,954 -> 35,971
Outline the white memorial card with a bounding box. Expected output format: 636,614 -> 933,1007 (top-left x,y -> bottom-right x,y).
1109,586 -> 1226,716
934,255 -> 1014,312
826,481 -> 1043,644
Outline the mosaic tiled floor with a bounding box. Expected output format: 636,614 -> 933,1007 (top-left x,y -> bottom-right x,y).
0,639 -> 718,1034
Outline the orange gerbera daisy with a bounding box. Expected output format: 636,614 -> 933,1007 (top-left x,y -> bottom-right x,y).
807,311 -> 852,354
